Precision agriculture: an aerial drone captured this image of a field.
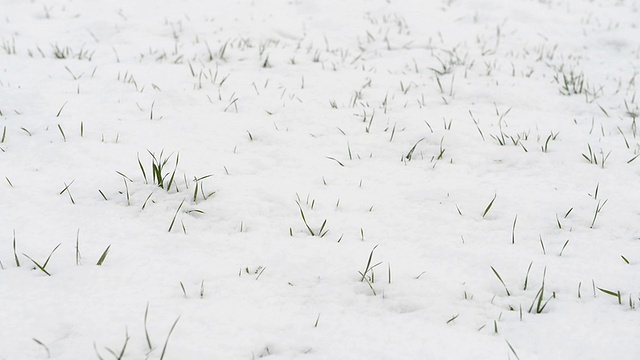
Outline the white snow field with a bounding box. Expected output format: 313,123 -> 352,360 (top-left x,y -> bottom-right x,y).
1,0 -> 639,358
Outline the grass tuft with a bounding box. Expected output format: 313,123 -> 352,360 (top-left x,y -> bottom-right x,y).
529,267 -> 554,314
359,245 -> 382,284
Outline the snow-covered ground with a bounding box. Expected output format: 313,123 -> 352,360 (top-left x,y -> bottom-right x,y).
1,0 -> 639,358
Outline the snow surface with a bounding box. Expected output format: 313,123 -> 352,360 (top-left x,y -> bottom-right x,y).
1,0 -> 639,358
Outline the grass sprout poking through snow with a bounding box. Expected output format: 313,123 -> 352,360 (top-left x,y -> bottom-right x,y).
192,175 -> 215,203
404,138 -> 425,161
590,200 -> 608,229
13,230 -> 20,267
557,71 -> 585,96
2,2 -> 639,358
597,287 -> 622,305
359,245 -> 382,295
490,266 -> 511,296
159,317 -> 180,360
32,338 -> 51,358
22,243 -> 61,276
60,181 -> 76,204
96,245 -> 111,266
151,151 -> 178,191
295,200 -> 329,237
482,194 -> 497,218
168,199 -> 185,233
103,330 -> 130,360
142,150 -> 180,191
144,303 -> 153,351
529,267 -> 554,314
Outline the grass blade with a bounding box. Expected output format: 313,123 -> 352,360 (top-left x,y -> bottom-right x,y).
57,124 -> 66,142
159,317 -> 180,360
96,245 -> 111,266
138,154 -> 147,184
144,302 -> 153,350
56,101 -> 68,117
405,138 -> 425,161
559,239 -> 570,256
490,266 -> 511,296
296,200 -> 315,236
523,261 -> 533,291
482,194 -> 497,218
168,199 -> 185,232
511,214 -> 517,244
13,230 -> 20,267
22,254 -> 51,276
505,340 -> 521,360
42,243 -> 61,269
360,245 -> 379,282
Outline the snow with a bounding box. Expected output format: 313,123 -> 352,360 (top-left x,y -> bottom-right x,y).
1,0 -> 639,358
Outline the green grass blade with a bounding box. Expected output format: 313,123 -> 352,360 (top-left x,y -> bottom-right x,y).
296,201 -> 315,236
482,194 -> 497,218
490,266 -> 511,296
96,245 -> 111,266
137,154 -> 147,184
22,254 -> 51,276
168,199 -> 185,232
523,261 -> 533,291
597,287 -> 618,297
42,243 -> 61,269
360,245 -> 379,282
